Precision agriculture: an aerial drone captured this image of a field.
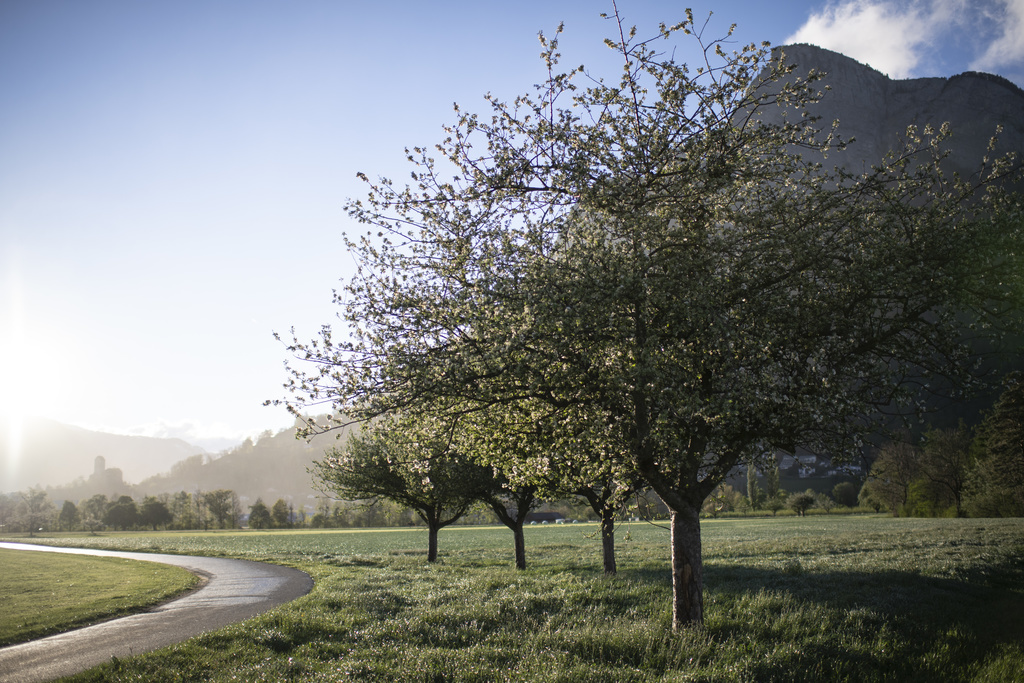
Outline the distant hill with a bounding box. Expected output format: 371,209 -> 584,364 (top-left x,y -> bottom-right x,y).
2,415 -> 356,507
133,419 -> 357,506
1,417 -> 207,493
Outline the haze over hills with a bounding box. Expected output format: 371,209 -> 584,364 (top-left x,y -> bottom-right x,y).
133,420 -> 355,505
2,415 -> 354,506
1,417 -> 209,493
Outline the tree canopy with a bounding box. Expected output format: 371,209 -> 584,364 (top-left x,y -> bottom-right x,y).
248,498 -> 272,530
277,11 -> 1023,628
313,417 -> 492,562
968,374 -> 1024,516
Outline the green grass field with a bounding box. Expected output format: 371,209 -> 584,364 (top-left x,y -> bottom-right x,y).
3,516 -> 1023,682
0,548 -> 197,646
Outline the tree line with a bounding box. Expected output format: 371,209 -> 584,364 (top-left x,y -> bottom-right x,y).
694,374 -> 1024,519
1,489 -> 253,535
702,464 -> 856,518
0,483 -> 623,539
861,374 -> 1024,518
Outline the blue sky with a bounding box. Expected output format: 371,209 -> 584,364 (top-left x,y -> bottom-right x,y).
1,0 -> 1022,463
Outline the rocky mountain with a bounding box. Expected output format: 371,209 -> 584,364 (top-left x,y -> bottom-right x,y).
1,417 -> 207,493
765,44 -> 1024,180
762,44 -> 1024,430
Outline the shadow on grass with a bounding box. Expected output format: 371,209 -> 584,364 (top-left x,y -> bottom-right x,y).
606,560 -> 1024,682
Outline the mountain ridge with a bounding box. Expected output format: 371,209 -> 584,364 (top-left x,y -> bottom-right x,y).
768,44 -> 1024,179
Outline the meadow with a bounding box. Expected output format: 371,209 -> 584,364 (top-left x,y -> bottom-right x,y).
0,548 -> 197,646
3,515 -> 1023,682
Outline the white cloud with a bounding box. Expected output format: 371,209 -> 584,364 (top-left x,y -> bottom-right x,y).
969,0 -> 1024,72
112,419 -> 247,451
785,0 -> 960,78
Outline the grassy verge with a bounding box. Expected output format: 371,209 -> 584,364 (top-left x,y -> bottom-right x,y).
3,517 -> 1023,681
0,548 -> 198,646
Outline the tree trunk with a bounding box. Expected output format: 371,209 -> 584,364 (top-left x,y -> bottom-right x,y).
427,523 -> 439,562
600,507 -> 616,574
670,506 -> 704,628
513,523 -> 526,570
484,488 -> 535,570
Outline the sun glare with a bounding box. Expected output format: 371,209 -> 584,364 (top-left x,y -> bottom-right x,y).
2,255 -> 100,490
1,267 -> 28,489
1,262 -> 63,487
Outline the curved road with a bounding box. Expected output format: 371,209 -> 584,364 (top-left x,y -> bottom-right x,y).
0,542 -> 313,683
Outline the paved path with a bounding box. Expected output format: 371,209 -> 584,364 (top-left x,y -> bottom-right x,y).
0,542 -> 313,683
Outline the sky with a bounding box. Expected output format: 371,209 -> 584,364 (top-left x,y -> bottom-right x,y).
2,0 -> 1023,460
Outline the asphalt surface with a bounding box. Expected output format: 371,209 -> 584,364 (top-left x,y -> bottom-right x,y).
0,542 -> 313,683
